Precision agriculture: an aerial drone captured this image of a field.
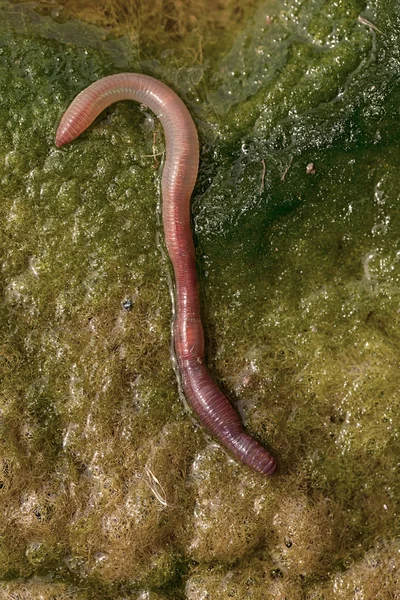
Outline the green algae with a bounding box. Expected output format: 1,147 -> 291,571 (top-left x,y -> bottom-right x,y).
1,0 -> 400,598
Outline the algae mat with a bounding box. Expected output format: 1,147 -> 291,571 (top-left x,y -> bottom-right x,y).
1,0 -> 400,598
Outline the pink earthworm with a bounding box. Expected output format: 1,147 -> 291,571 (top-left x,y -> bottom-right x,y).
56,73 -> 276,476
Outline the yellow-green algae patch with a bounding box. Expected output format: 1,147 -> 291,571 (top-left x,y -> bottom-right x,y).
1,0 -> 400,598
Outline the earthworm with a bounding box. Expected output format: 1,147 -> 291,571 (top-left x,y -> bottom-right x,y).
56,73 -> 276,476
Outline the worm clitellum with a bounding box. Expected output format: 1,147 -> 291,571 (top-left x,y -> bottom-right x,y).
56,73 -> 276,476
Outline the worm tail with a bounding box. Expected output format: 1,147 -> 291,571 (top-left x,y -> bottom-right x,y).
181,361 -> 276,475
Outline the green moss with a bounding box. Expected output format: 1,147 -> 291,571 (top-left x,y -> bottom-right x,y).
1,0 -> 400,597
185,560 -> 304,599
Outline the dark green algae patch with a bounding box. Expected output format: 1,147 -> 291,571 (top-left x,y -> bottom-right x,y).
1,0 -> 400,597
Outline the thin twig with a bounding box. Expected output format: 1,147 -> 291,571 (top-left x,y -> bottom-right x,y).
144,466 -> 168,507
281,156 -> 293,181
260,158 -> 266,195
358,15 -> 383,34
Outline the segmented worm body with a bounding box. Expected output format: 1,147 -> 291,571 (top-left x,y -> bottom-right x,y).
56,73 -> 276,476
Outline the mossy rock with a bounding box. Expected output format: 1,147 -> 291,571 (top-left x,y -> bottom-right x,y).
1,0 -> 400,598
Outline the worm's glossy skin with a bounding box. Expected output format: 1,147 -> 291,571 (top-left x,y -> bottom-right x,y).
56,73 -> 276,476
